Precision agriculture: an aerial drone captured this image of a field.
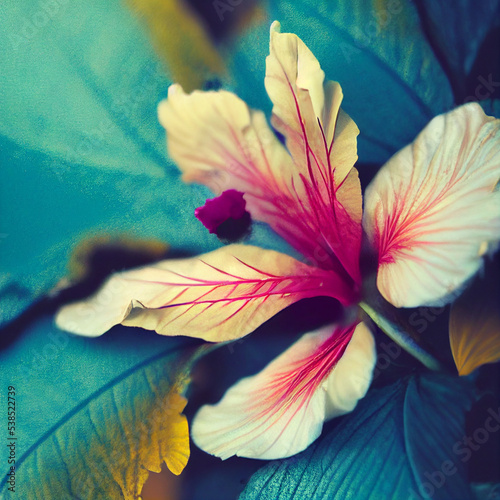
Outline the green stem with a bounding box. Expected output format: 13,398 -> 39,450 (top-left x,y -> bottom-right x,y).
359,301 -> 442,372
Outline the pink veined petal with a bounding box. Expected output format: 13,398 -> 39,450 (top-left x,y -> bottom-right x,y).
363,103 -> 500,308
266,22 -> 357,185
265,21 -> 363,283
158,24 -> 362,287
55,244 -> 355,341
191,322 -> 376,460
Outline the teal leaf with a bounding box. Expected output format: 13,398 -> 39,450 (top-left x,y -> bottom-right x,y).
228,0 -> 454,164
0,0 -> 214,324
414,0 -> 500,92
0,134 -> 218,326
0,0 -> 169,175
240,374 -> 474,500
0,0 -> 288,325
0,316 -> 205,498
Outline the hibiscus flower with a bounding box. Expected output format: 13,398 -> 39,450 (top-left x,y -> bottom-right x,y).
56,21 -> 500,460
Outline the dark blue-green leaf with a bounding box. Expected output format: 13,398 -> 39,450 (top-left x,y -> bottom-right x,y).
481,99 -> 500,118
240,374 -> 474,500
404,375 -> 476,500
414,0 -> 500,89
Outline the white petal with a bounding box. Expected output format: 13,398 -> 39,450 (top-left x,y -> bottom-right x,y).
55,245 -> 348,341
363,103 -> 500,307
324,322 -> 376,418
191,322 -> 376,460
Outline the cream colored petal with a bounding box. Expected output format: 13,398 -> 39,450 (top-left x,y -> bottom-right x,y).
324,322 -> 376,418
364,103 -> 500,307
265,22 -> 360,186
264,22 -> 363,282
55,245 -> 353,341
158,84 -> 293,198
266,20 -> 326,164
191,322 -> 375,460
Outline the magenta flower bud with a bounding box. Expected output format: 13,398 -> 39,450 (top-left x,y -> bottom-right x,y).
195,189 -> 250,240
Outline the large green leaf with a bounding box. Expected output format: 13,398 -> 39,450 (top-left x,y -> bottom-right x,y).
0,316 -> 206,498
0,0 -> 170,175
0,0 -> 213,324
404,375 -> 476,499
0,0 -> 291,326
240,374 -> 474,500
228,0 -> 454,164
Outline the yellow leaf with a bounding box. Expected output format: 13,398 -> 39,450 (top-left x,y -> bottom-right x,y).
125,0 -> 225,91
9,343 -> 205,499
449,263 -> 500,376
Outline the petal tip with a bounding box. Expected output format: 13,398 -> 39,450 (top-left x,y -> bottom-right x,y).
168,83 -> 184,96
55,306 -> 106,338
270,20 -> 281,34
